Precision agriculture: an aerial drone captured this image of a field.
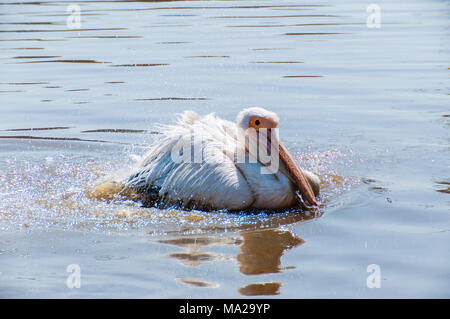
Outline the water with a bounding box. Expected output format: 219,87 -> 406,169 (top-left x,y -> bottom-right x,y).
0,0 -> 449,298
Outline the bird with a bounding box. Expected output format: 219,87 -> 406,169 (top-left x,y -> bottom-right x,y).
99,107 -> 320,211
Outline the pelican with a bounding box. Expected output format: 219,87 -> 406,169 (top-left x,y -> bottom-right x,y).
115,107 -> 320,211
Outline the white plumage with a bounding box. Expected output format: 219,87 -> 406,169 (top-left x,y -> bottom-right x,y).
120,108 -> 320,211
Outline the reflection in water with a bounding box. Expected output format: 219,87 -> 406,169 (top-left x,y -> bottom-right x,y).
1,82 -> 49,85
1,126 -> 71,132
159,212 -> 317,295
235,229 -> 303,296
184,56 -> 230,58
285,32 -> 345,35
435,181 -> 450,195
251,48 -> 294,51
0,38 -> 66,42
159,236 -> 242,267
248,61 -> 303,64
16,59 -> 110,64
157,41 -> 191,44
238,282 -> 282,296
283,75 -> 322,78
212,14 -> 338,19
176,277 -> 220,288
237,229 -> 304,275
69,36 -> 142,39
81,128 -> 147,133
0,135 -> 108,143
0,28 -> 126,33
109,63 -> 169,67
12,55 -> 61,59
134,97 -> 209,101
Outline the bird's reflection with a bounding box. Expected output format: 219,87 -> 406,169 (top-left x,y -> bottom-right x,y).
237,228 -> 304,275
158,236 -> 242,267
236,228 -> 304,296
158,210 -> 320,295
238,282 -> 282,296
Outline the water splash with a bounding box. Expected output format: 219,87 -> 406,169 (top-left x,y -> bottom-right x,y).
0,146 -> 359,235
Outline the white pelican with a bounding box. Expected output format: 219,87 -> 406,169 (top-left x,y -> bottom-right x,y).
118,107 -> 320,211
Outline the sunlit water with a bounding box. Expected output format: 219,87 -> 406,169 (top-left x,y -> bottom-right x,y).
0,0 -> 449,298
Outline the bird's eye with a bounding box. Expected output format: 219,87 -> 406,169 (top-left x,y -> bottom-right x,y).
255,119 -> 260,126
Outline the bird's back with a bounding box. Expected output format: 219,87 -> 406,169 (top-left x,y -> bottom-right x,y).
124,111 -> 255,210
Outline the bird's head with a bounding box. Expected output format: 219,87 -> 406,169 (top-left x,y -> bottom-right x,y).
235,107 -> 318,207
236,107 -> 280,132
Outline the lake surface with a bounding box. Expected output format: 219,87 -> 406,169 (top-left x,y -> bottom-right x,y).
0,0 -> 449,298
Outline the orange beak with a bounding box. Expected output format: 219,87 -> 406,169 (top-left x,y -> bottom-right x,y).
262,128 -> 318,207
248,119 -> 318,207
278,141 -> 318,207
